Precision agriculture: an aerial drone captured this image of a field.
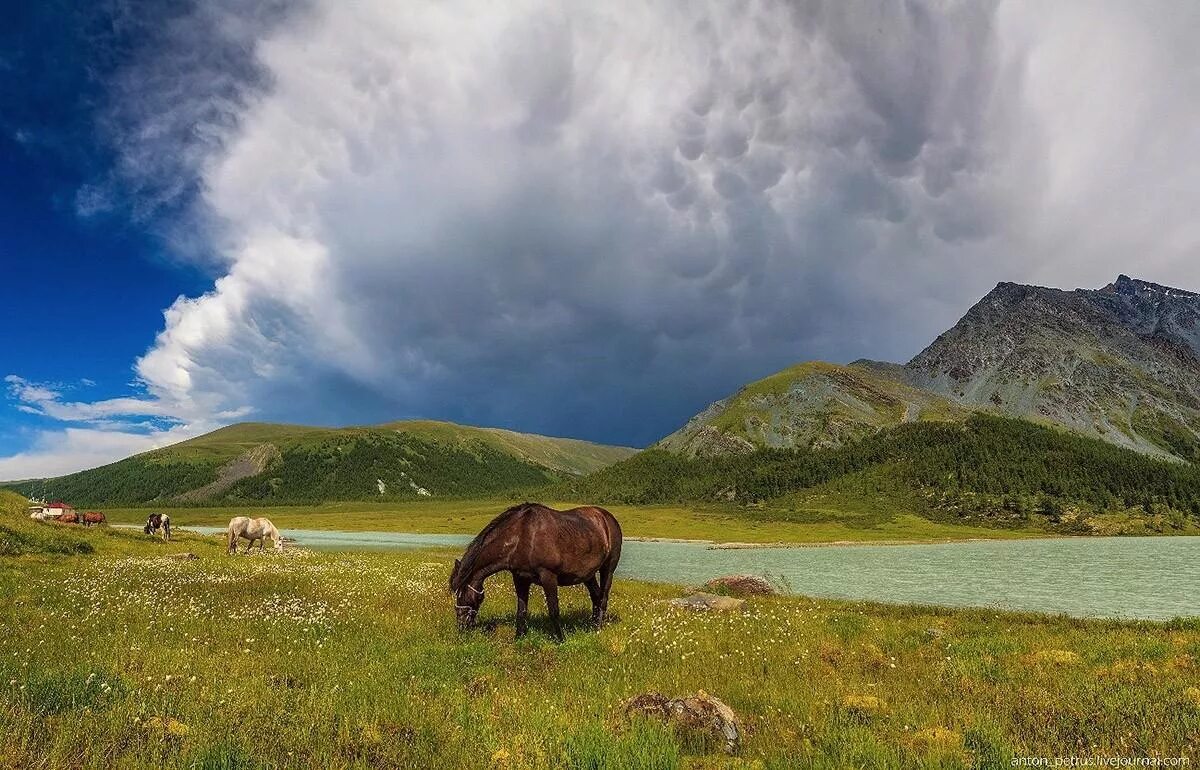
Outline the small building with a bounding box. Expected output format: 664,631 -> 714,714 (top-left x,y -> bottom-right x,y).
45,500 -> 75,518
29,500 -> 74,521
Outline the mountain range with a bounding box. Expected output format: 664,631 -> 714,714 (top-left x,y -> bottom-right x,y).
661,275 -> 1200,462
9,274 -> 1199,510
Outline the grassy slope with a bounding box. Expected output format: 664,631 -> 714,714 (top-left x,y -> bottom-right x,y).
378,421 -> 637,476
6,420 -> 637,507
0,490 -> 95,556
1,543 -> 1197,768
657,361 -> 968,455
100,498 -> 1039,545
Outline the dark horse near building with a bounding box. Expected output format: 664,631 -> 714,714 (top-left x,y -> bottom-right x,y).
449,502 -> 622,642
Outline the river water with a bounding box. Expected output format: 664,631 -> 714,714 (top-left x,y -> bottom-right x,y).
143,525 -> 1200,621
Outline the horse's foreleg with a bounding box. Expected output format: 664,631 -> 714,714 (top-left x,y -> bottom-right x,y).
537,571 -> 564,643
513,575 -> 532,638
584,575 -> 603,626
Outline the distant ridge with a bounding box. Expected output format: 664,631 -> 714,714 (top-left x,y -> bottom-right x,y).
5,420 -> 637,506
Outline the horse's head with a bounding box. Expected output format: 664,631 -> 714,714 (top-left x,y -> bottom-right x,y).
451,559 -> 484,630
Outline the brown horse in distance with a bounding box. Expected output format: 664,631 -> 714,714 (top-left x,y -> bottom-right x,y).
450,502 -> 622,642
82,511 -> 106,526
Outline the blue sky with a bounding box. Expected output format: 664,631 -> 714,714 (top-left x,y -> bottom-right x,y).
2,1 -> 1199,479
1,1 -> 213,476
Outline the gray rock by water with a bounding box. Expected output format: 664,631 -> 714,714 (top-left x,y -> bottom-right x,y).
668,592 -> 745,611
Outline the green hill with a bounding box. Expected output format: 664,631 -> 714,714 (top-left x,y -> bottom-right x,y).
0,490 -> 95,556
655,361 -> 968,456
6,421 -> 637,507
559,414 -> 1200,535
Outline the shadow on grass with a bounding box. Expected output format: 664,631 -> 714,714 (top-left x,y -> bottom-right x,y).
475,608 -> 623,640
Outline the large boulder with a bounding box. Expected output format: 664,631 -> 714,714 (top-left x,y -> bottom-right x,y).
701,574 -> 776,597
623,690 -> 742,754
667,592 -> 745,611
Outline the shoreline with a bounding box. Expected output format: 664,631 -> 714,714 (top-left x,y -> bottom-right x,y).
116,525 -> 1163,550
626,533 -> 1074,549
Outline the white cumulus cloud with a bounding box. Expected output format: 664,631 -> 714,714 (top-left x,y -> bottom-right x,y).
5,0 -> 1200,477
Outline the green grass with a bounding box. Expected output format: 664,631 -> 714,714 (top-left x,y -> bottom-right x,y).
1,533 -> 1198,768
99,497 -> 1045,545
0,490 -> 97,556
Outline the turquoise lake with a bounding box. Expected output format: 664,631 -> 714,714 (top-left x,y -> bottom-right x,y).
164,526 -> 1199,621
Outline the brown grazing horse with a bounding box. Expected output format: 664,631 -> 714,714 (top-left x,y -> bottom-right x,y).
450,502 -> 622,642
55,511 -> 79,524
82,511 -> 106,526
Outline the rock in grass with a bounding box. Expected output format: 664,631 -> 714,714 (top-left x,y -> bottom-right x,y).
701,574 -> 775,597
668,592 -> 745,611
624,690 -> 742,754
169,552 -> 199,560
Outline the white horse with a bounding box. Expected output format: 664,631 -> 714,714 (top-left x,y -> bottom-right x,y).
226,516 -> 284,554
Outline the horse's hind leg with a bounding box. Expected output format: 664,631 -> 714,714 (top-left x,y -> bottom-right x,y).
597,562 -> 617,625
537,570 -> 565,643
584,575 -> 603,626
513,575 -> 532,638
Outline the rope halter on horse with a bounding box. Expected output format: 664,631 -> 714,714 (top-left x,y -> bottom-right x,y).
455,584 -> 485,614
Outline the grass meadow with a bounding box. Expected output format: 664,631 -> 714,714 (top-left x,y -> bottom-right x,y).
101,497 -> 1044,545
1,521 -> 1198,769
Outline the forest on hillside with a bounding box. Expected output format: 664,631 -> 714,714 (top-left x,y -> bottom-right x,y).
5,432 -> 560,507
554,415 -> 1200,518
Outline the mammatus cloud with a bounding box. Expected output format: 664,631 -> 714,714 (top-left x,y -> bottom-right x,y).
6,0 -> 1200,477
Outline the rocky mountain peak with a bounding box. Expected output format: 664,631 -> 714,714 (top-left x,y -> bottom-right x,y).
1103,274 -> 1198,300
658,274 -> 1200,463
904,275 -> 1200,460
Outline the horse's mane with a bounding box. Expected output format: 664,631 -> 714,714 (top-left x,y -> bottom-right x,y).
451,502 -> 543,591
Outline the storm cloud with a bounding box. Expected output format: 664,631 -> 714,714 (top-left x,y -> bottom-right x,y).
8,0 -> 1200,475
